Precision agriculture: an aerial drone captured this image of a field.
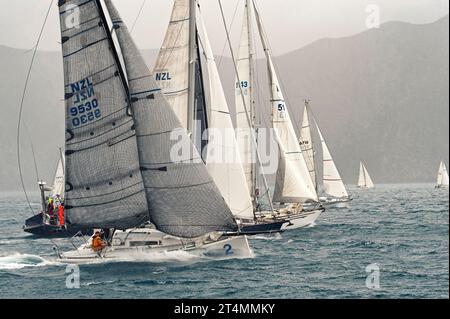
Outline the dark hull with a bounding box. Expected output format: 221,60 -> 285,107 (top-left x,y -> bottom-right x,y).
23,213 -> 92,238
239,220 -> 285,235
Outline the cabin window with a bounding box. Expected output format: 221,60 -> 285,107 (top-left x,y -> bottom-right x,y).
129,241 -> 161,247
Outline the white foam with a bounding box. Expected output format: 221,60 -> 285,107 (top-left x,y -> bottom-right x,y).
0,253 -> 60,270
249,233 -> 283,241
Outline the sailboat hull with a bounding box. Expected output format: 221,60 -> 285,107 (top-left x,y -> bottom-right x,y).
280,208 -> 324,230
23,213 -> 92,238
56,228 -> 252,263
319,197 -> 352,209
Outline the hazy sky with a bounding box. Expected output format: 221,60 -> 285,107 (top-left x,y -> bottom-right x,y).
0,0 -> 448,55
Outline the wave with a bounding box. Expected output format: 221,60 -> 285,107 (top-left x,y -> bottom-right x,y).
248,233 -> 283,241
0,253 -> 59,270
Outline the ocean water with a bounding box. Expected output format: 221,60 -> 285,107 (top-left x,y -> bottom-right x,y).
0,184 -> 448,299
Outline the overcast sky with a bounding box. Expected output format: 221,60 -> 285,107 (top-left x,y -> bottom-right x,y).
0,0 -> 448,55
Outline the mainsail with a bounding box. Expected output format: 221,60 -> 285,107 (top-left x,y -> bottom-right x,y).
58,0 -> 149,229
437,161 -> 449,187
253,2 -> 317,203
357,161 -> 374,188
197,11 -> 254,220
153,0 -> 207,155
299,102 -> 317,190
315,123 -> 349,198
105,0 -> 238,238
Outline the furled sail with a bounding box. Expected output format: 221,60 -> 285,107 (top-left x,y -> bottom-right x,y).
153,0 -> 207,155
105,0 -> 238,238
315,123 -> 349,198
197,11 -> 254,220
58,0 -> 149,229
253,3 -> 317,203
51,154 -> 65,197
235,0 -> 256,200
299,103 -> 317,190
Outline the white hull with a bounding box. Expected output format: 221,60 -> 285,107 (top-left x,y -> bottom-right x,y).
320,197 -> 352,209
57,228 -> 252,263
280,209 -> 323,230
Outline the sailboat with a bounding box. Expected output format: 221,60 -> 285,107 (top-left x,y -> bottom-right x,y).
234,0 -> 324,230
23,150 -> 91,237
357,161 -> 375,189
298,102 -> 352,208
153,0 -> 285,234
436,161 -> 449,189
56,0 -> 251,262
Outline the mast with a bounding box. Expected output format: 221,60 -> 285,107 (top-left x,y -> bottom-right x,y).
187,0 -> 197,138
246,0 -> 258,207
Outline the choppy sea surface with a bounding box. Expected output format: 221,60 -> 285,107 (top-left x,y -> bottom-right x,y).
0,184 -> 448,299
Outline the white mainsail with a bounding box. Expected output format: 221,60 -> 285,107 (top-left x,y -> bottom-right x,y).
315,123 -> 349,198
253,3 -> 317,203
358,161 -> 374,188
235,0 -> 256,200
437,161 -> 449,187
299,103 -> 317,190
51,154 -> 65,197
198,11 -> 254,220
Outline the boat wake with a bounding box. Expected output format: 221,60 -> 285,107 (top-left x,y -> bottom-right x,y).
248,233 -> 283,241
0,253 -> 59,270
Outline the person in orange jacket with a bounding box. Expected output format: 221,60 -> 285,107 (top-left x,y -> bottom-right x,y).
58,204 -> 65,226
92,231 -> 107,252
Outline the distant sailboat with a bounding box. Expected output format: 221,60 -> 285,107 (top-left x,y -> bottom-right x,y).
357,161 -> 375,189
56,0 -> 252,262
314,119 -> 352,207
298,101 -> 351,208
436,161 -> 449,189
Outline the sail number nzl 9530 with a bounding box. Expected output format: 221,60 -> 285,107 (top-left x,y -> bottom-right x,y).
68,77 -> 101,128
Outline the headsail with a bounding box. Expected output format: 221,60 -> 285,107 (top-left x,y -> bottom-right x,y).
58,0 -> 149,229
315,123 -> 349,198
105,0 -> 238,238
197,11 -> 254,220
253,2 -> 317,203
299,102 -> 317,190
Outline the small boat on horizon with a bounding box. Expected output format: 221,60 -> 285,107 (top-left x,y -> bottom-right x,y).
357,161 -> 375,189
435,160 -> 449,189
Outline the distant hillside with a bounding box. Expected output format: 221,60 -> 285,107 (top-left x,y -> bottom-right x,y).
0,16 -> 448,192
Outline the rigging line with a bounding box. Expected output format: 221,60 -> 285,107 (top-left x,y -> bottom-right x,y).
130,0 -> 147,34
23,122 -> 41,183
16,0 -> 54,216
217,0 -> 241,69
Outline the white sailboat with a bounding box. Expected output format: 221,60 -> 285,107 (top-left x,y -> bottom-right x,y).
234,0 -> 324,230
56,0 -> 251,262
436,161 -> 449,189
357,161 -> 375,189
314,119 -> 352,208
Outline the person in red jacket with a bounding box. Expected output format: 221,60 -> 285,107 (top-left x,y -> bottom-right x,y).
58,204 -> 65,226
